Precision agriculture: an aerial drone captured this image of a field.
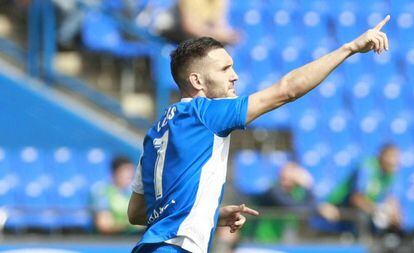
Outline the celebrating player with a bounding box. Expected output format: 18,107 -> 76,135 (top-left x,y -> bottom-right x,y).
128,15 -> 391,253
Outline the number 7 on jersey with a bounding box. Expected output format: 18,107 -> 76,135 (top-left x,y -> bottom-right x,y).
153,130 -> 169,200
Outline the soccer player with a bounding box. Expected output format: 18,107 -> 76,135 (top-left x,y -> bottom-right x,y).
128,15 -> 391,253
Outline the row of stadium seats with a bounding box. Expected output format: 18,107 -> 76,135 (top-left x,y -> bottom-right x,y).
79,0 -> 414,86
0,147 -> 112,231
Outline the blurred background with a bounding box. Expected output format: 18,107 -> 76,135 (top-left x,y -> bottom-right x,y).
0,0 -> 413,252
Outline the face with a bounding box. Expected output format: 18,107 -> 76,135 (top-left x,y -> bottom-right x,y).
197,48 -> 239,98
379,147 -> 400,173
114,163 -> 135,189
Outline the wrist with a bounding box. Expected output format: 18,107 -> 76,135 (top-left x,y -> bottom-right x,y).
342,42 -> 356,56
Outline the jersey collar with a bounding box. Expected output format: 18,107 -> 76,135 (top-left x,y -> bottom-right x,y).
181,98 -> 193,102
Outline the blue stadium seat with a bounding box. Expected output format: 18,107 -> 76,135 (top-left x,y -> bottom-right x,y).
296,140 -> 332,180
232,69 -> 255,96
82,10 -> 150,57
59,208 -> 92,230
400,145 -> 414,171
384,110 -> 414,149
238,3 -> 267,46
376,75 -> 411,117
292,107 -> 324,153
361,1 -> 390,20
278,41 -> 307,73
7,147 -> 58,230
355,110 -> 387,156
369,52 -> 398,79
390,0 -> 414,14
404,46 -> 414,83
395,12 -> 414,45
264,1 -> 300,48
310,140 -> 359,201
233,150 -> 276,196
12,147 -> 51,210
299,9 -> 330,48
298,0 -> 331,14
314,72 -> 346,118
6,146 -> 96,231
348,74 -> 377,120
340,54 -> 369,82
323,109 -> 355,151
79,148 -> 111,192
334,10 -> 364,44
0,147 -> 16,207
47,147 -> 89,212
262,151 -> 291,176
248,43 -> 276,83
5,208 -> 59,231
250,103 -> 291,130
228,0 -> 252,28
308,36 -> 338,61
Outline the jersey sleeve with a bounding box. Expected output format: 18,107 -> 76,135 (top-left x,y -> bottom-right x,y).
194,96 -> 249,137
131,157 -> 144,194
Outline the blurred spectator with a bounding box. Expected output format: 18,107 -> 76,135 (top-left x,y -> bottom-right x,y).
91,156 -> 137,234
232,161 -> 315,244
310,171 -> 358,235
256,162 -> 314,208
152,0 -> 239,44
255,162 -> 314,242
351,144 -> 401,232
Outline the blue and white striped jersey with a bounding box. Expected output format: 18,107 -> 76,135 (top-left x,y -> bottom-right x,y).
131,96 -> 248,253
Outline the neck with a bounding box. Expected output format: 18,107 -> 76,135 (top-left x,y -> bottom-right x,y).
181,90 -> 206,99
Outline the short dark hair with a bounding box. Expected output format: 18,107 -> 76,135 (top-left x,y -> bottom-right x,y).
170,37 -> 224,89
380,143 -> 398,154
111,156 -> 132,174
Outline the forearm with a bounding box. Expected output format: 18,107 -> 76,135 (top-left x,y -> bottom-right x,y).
247,44 -> 354,123
351,193 -> 376,215
281,44 -> 354,100
127,192 -> 148,226
128,211 -> 147,226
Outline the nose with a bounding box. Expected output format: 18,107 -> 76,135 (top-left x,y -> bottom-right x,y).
230,69 -> 238,82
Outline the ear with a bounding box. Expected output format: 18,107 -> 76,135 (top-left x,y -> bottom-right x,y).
188,73 -> 204,91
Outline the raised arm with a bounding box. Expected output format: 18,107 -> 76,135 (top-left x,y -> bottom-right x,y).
246,15 -> 391,123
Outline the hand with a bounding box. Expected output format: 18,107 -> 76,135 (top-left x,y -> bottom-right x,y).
346,15 -> 390,54
318,203 -> 340,222
218,204 -> 259,233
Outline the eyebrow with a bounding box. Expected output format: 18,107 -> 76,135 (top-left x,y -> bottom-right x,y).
222,62 -> 233,70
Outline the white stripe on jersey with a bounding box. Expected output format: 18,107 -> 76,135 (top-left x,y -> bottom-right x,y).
170,134 -> 230,253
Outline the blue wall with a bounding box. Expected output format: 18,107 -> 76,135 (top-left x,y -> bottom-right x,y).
0,73 -> 141,161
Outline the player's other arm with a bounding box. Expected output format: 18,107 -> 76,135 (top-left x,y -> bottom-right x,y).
128,192 -> 147,225
246,15 -> 390,123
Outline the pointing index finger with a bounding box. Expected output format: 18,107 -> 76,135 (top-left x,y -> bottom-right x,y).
240,205 -> 260,216
374,15 -> 391,31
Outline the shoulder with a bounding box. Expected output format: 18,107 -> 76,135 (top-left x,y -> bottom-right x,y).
359,157 -> 380,175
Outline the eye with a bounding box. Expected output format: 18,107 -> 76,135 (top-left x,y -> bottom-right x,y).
222,65 -> 231,71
